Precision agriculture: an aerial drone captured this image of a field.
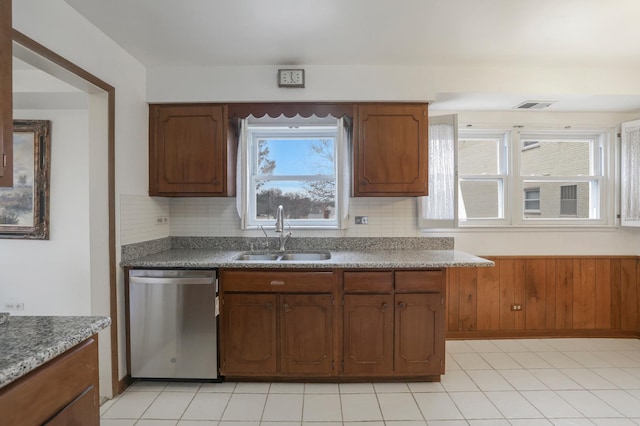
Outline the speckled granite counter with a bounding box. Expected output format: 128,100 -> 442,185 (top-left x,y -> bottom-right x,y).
0,316 -> 111,389
121,249 -> 493,269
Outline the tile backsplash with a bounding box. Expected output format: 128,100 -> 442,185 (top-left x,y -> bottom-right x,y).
120,195 -> 423,245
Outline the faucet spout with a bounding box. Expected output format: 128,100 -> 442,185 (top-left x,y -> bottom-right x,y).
274,205 -> 291,251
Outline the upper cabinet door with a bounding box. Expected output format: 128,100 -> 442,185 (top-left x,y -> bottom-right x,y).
0,0 -> 12,185
149,104 -> 235,196
621,119 -> 640,227
354,103 -> 428,196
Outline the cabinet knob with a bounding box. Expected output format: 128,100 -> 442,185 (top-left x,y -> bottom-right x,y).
398,302 -> 407,309
382,303 -> 389,310
360,180 -> 368,186
264,303 -> 273,311
283,303 -> 290,312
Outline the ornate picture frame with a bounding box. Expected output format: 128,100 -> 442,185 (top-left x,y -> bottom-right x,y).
0,120 -> 51,239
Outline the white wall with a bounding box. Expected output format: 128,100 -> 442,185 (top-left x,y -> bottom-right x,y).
12,0 -> 148,398
1,108 -> 90,315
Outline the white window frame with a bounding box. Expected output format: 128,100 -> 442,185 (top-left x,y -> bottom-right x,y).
238,117 -> 349,230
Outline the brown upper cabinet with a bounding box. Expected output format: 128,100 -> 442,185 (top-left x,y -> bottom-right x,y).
149,104 -> 236,196
354,103 -> 428,196
0,0 -> 12,186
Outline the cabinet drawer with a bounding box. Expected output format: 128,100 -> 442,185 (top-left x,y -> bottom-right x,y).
221,270 -> 335,293
344,271 -> 393,293
395,270 -> 443,293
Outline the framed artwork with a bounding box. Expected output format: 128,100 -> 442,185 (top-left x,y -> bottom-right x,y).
0,120 -> 51,239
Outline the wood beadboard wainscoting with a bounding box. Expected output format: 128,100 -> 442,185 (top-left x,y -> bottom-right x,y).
446,256 -> 640,339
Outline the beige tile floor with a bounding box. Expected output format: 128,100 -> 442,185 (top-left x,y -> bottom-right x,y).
100,338 -> 640,425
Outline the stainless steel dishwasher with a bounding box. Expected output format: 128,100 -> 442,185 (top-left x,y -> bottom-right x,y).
129,269 -> 218,379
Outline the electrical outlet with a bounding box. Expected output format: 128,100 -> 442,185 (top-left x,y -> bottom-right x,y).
355,216 -> 368,225
156,216 -> 169,225
4,302 -> 24,311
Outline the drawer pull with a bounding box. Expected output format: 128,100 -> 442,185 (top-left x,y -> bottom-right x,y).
398,302 -> 407,309
270,280 -> 285,286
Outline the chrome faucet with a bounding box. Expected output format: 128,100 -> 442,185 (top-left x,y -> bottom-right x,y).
275,205 -> 292,251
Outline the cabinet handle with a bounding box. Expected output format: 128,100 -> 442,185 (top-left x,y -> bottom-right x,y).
264,303 -> 273,311
382,303 -> 389,310
283,303 -> 290,312
360,180 -> 368,186
270,280 -> 285,286
398,302 -> 407,309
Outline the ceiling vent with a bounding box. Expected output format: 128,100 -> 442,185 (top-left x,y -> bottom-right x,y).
514,101 -> 556,110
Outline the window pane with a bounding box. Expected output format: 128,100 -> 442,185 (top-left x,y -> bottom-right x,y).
522,180 -> 594,219
255,180 -> 336,220
459,179 -> 503,219
520,139 -> 592,176
255,138 -> 334,176
524,187 -> 540,212
458,138 -> 500,174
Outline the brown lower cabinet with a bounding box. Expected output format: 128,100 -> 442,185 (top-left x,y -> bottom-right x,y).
220,268 -> 445,380
0,337 -> 100,426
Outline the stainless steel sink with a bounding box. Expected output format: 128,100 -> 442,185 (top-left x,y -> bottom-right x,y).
235,253 -> 280,261
279,252 -> 331,261
234,251 -> 331,261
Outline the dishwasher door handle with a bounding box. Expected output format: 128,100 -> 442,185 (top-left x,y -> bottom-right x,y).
129,276 -> 215,285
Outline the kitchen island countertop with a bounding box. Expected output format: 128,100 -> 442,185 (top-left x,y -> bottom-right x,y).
0,316 -> 111,389
121,248 -> 493,269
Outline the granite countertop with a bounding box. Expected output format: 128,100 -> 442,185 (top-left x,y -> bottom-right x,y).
0,316 -> 111,390
121,248 -> 494,269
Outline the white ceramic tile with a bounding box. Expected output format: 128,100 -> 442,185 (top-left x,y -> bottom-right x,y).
448,391 -> 503,420
515,339 -> 557,352
177,421 -> 218,426
520,390 -> 583,418
135,421 -> 178,426
466,340 -> 502,353
141,392 -> 194,419
262,393 -> 303,421
592,367 -> 640,389
556,390 -> 624,418
440,370 -> 479,392
627,389 -> 640,400
304,383 -> 340,394
164,382 -> 201,393
452,353 -> 493,370
413,392 -> 464,420
559,368 -> 617,390
591,420 -> 639,426
221,393 -> 267,421
511,420 -> 554,426
425,421 -> 469,426
466,370 -> 514,391
467,420 -> 511,426
537,352 -> 583,369
508,352 -> 552,369
529,369 -> 583,390
339,382 -> 375,393
385,421 -> 428,426
217,422 -> 259,426
261,422 -> 300,426
377,393 -> 423,420
100,420 -> 137,426
302,394 -> 342,422
199,381 -> 237,393
479,352 -> 521,369
592,351 -> 640,368
181,392 -> 231,421
563,352 -> 613,368
446,340 -> 475,353
234,382 -> 271,393
100,398 -> 117,415
489,339 -> 530,352
341,393 -> 383,421
301,422 -> 342,426
342,422 -> 384,426
407,381 -> 445,392
485,391 -> 543,419
127,381 -> 168,392
269,382 -> 305,393
101,391 -> 159,419
591,389 -> 640,417
549,420 -> 594,426
497,369 -> 548,391
623,368 -> 640,380
445,354 -> 462,371
373,382 -> 410,392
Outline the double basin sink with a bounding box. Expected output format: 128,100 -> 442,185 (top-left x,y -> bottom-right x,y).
235,251 -> 331,262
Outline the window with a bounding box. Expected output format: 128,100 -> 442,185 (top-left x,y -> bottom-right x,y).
419,124 -> 613,228
238,115 -> 349,229
560,185 -> 578,216
524,187 -> 540,214
457,131 -> 509,225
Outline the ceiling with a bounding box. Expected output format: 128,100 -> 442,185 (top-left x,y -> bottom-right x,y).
62,0 -> 640,112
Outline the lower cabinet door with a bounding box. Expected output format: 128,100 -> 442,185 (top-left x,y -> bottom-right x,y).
394,293 -> 445,375
343,294 -> 393,375
222,293 -> 277,375
280,294 -> 334,375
